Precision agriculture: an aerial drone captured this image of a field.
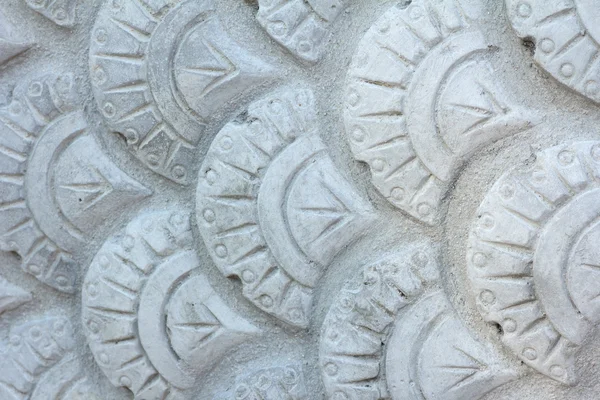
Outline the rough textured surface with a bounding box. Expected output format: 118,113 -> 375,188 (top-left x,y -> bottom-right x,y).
2,0 -> 600,399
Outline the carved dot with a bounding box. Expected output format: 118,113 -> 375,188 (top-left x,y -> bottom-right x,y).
500,183 -> 515,199
92,67 -> 107,84
9,335 -> 21,347
95,29 -> 108,43
28,264 -> 42,275
560,63 -> 574,78
363,268 -> 379,285
169,212 -> 186,228
257,374 -> 271,390
417,203 -> 431,216
172,165 -> 186,179
391,187 -> 405,202
249,120 -> 264,135
260,295 -> 274,308
55,275 -> 69,288
339,295 -> 354,313
53,320 -> 66,335
517,2 -> 532,17
53,8 -> 67,21
203,209 -> 216,223
111,0 -> 121,9
371,158 -> 386,172
235,384 -> 250,399
102,102 -> 116,118
56,75 -> 72,94
269,21 -> 287,37
324,362 -> 338,376
558,150 -> 574,165
539,38 -> 555,53
220,135 -> 233,150
531,168 -> 546,183
591,144 -> 600,161
585,80 -> 600,96
242,270 -> 255,283
472,252 -> 487,268
351,126 -> 366,142
377,21 -> 390,33
479,290 -> 496,305
215,244 -> 228,258
205,169 -> 218,185
121,235 -> 135,250
412,251 -> 428,266
295,91 -> 310,107
142,218 -> 154,233
119,376 -> 132,387
146,152 -> 160,166
98,352 -> 110,365
31,0 -> 45,7
98,255 -> 110,269
269,99 -> 285,115
480,213 -> 495,229
9,101 -> 22,116
409,5 -> 423,20
503,318 -> 517,333
124,128 -> 139,145
347,89 -> 360,107
289,308 -> 303,322
333,391 -> 349,400
86,283 -> 98,297
328,328 -> 340,341
28,81 -> 43,97
87,319 -> 103,337
522,347 -> 538,360
282,367 -> 299,385
550,365 -> 565,377
29,327 -> 42,340
297,41 -> 312,54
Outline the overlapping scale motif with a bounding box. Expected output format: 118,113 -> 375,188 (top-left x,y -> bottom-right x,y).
196,87 -> 375,328
3,1 -> 600,399
90,0 -> 274,184
344,0 -> 538,224
467,141 -> 600,385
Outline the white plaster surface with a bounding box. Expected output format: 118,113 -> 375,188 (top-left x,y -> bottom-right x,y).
1,0 -> 600,399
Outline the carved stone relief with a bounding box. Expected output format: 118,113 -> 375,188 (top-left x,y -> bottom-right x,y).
505,0 -> 600,104
468,141 -> 600,385
2,0 -> 600,398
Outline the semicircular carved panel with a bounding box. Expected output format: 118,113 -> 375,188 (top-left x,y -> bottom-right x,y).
468,141 -> 600,385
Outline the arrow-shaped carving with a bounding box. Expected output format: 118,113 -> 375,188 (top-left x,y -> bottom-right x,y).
60,167 -> 113,210
179,39 -> 238,99
299,179 -> 352,242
